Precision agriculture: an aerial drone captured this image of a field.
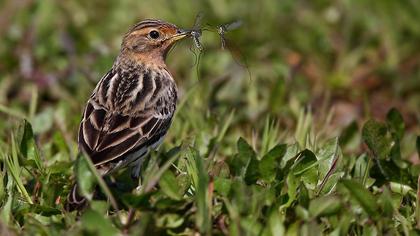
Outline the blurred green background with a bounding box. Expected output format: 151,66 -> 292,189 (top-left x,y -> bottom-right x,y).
0,0 -> 419,234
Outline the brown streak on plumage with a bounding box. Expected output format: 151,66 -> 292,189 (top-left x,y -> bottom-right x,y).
78,59 -> 178,169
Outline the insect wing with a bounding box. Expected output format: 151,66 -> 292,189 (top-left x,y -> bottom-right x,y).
224,37 -> 251,79
224,20 -> 242,31
193,12 -> 204,32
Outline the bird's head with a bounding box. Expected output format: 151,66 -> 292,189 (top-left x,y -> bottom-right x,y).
119,19 -> 190,66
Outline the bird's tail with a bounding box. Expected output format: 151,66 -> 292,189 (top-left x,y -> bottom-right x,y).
65,184 -> 88,211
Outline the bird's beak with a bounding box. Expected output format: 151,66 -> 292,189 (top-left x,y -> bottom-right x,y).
170,28 -> 191,42
162,28 -> 191,58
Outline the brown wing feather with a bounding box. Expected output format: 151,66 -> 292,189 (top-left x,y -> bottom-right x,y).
78,68 -> 176,170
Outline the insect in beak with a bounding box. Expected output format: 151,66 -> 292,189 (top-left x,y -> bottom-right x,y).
187,12 -> 204,51
172,28 -> 203,51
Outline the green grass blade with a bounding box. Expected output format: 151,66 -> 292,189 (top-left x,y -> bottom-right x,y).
4,135 -> 33,204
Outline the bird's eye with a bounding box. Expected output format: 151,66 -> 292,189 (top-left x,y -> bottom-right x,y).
149,30 -> 160,39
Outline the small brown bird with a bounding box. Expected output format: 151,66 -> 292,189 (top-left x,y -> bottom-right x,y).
67,19 -> 190,210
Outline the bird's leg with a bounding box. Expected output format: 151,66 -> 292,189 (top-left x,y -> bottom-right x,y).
131,157 -> 146,192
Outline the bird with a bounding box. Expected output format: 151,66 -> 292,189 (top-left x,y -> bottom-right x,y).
66,19 -> 191,210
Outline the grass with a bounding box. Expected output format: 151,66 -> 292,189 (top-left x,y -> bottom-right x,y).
0,0 -> 420,235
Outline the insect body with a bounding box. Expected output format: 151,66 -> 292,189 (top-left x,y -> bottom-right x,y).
191,30 -> 203,51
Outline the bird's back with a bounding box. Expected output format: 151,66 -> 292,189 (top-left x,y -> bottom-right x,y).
78,62 -> 178,175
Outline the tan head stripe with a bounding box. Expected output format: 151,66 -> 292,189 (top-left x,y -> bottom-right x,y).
130,19 -> 177,32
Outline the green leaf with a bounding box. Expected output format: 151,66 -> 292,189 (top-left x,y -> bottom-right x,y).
141,152 -> 161,190
75,155 -> 96,200
292,149 -> 317,175
280,173 -> 298,210
90,200 -> 109,215
386,108 -> 405,140
317,138 -> 340,179
341,179 -> 379,217
295,205 -> 310,221
385,108 -> 407,168
309,195 -> 341,217
176,173 -> 191,196
353,154 -> 374,186
298,183 -> 310,208
159,170 -> 182,200
375,159 -> 411,185
239,216 -> 263,235
237,137 -> 255,158
281,143 -> 300,168
141,149 -> 180,194
317,138 -> 342,193
19,120 -> 42,171
244,154 -> 259,184
229,137 -> 255,178
379,188 -> 394,217
362,119 -> 392,159
389,142 -> 406,168
318,172 -> 344,195
301,166 -> 318,190
210,161 -> 230,178
81,209 -> 119,236
259,144 -> 287,183
339,121 -> 358,146
48,161 -> 73,174
214,177 -> 232,197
